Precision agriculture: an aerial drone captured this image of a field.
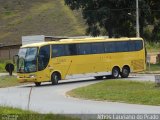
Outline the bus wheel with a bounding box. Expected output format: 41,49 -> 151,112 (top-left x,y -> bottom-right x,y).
95,76 -> 103,80
121,66 -> 130,78
51,73 -> 60,85
112,67 -> 120,79
35,82 -> 41,86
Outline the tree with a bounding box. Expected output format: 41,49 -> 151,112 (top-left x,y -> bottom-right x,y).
149,0 -> 160,42
65,0 -> 130,37
64,0 -> 153,39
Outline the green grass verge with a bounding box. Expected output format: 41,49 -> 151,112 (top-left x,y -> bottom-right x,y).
68,80 -> 160,106
0,60 -> 14,73
0,75 -> 20,88
0,106 -> 79,120
146,63 -> 160,72
0,106 -> 34,114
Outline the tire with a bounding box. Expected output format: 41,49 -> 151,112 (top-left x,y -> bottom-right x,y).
51,73 -> 60,85
121,67 -> 130,78
35,82 -> 41,86
112,67 -> 120,79
95,76 -> 103,80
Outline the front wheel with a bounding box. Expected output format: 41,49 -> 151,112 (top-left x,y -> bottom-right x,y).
112,67 -> 120,79
51,73 -> 60,85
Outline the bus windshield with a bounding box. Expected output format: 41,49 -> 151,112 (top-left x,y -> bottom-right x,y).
18,47 -> 38,73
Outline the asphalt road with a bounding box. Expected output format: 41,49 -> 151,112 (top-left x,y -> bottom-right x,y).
0,74 -> 160,115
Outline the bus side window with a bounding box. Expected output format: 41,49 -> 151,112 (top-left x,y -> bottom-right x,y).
104,42 -> 109,53
122,41 -> 129,52
116,41 -> 128,52
66,44 -> 78,55
116,42 -> 121,52
135,41 -> 143,51
78,43 -> 91,55
91,43 -> 104,54
107,42 -> 116,53
128,41 -> 136,51
52,45 -> 65,57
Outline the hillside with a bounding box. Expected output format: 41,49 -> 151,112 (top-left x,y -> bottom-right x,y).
0,0 -> 86,46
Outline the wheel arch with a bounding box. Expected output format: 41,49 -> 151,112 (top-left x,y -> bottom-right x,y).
51,71 -> 62,80
112,66 -> 120,72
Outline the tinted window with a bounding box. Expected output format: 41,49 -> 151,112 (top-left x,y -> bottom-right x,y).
66,44 -> 78,55
92,43 -> 104,54
128,41 -> 136,51
116,41 -> 128,52
104,42 -> 110,53
104,42 -> 116,53
49,40 -> 143,58
78,43 -> 91,55
116,42 -> 122,52
52,45 -> 65,57
122,41 -> 129,52
135,40 -> 143,51
128,40 -> 143,51
38,45 -> 50,71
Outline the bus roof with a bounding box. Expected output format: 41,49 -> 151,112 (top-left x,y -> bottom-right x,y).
21,37 -> 143,48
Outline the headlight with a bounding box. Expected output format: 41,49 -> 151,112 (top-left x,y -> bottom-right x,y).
29,74 -> 36,78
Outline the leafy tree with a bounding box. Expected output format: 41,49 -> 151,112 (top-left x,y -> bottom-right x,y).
64,0 -> 156,40
149,0 -> 160,42
65,0 -> 133,37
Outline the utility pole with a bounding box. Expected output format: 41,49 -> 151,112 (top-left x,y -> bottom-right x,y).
136,0 -> 140,37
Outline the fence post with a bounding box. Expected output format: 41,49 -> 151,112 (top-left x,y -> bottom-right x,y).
147,55 -> 150,71
155,75 -> 160,86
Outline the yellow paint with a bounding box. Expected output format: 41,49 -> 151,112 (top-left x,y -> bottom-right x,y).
17,37 -> 146,83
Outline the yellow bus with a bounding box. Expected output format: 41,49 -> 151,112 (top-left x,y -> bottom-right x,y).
16,37 -> 146,86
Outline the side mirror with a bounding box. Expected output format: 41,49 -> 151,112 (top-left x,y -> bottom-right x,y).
13,55 -> 19,64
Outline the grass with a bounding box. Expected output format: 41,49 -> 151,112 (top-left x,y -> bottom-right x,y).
0,106 -> 79,120
0,60 -> 14,72
0,0 -> 85,45
0,75 -> 20,88
146,63 -> 160,72
0,106 -> 34,114
68,80 -> 160,106
0,63 -> 6,72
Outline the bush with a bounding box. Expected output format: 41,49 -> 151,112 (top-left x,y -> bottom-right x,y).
0,60 -> 13,72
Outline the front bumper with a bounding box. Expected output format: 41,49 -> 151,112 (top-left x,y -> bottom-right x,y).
17,74 -> 37,83
18,77 -> 37,83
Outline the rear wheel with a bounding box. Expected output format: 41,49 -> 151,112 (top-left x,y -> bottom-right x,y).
112,67 -> 120,79
95,76 -> 103,80
35,82 -> 41,86
51,73 -> 60,85
121,66 -> 130,78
